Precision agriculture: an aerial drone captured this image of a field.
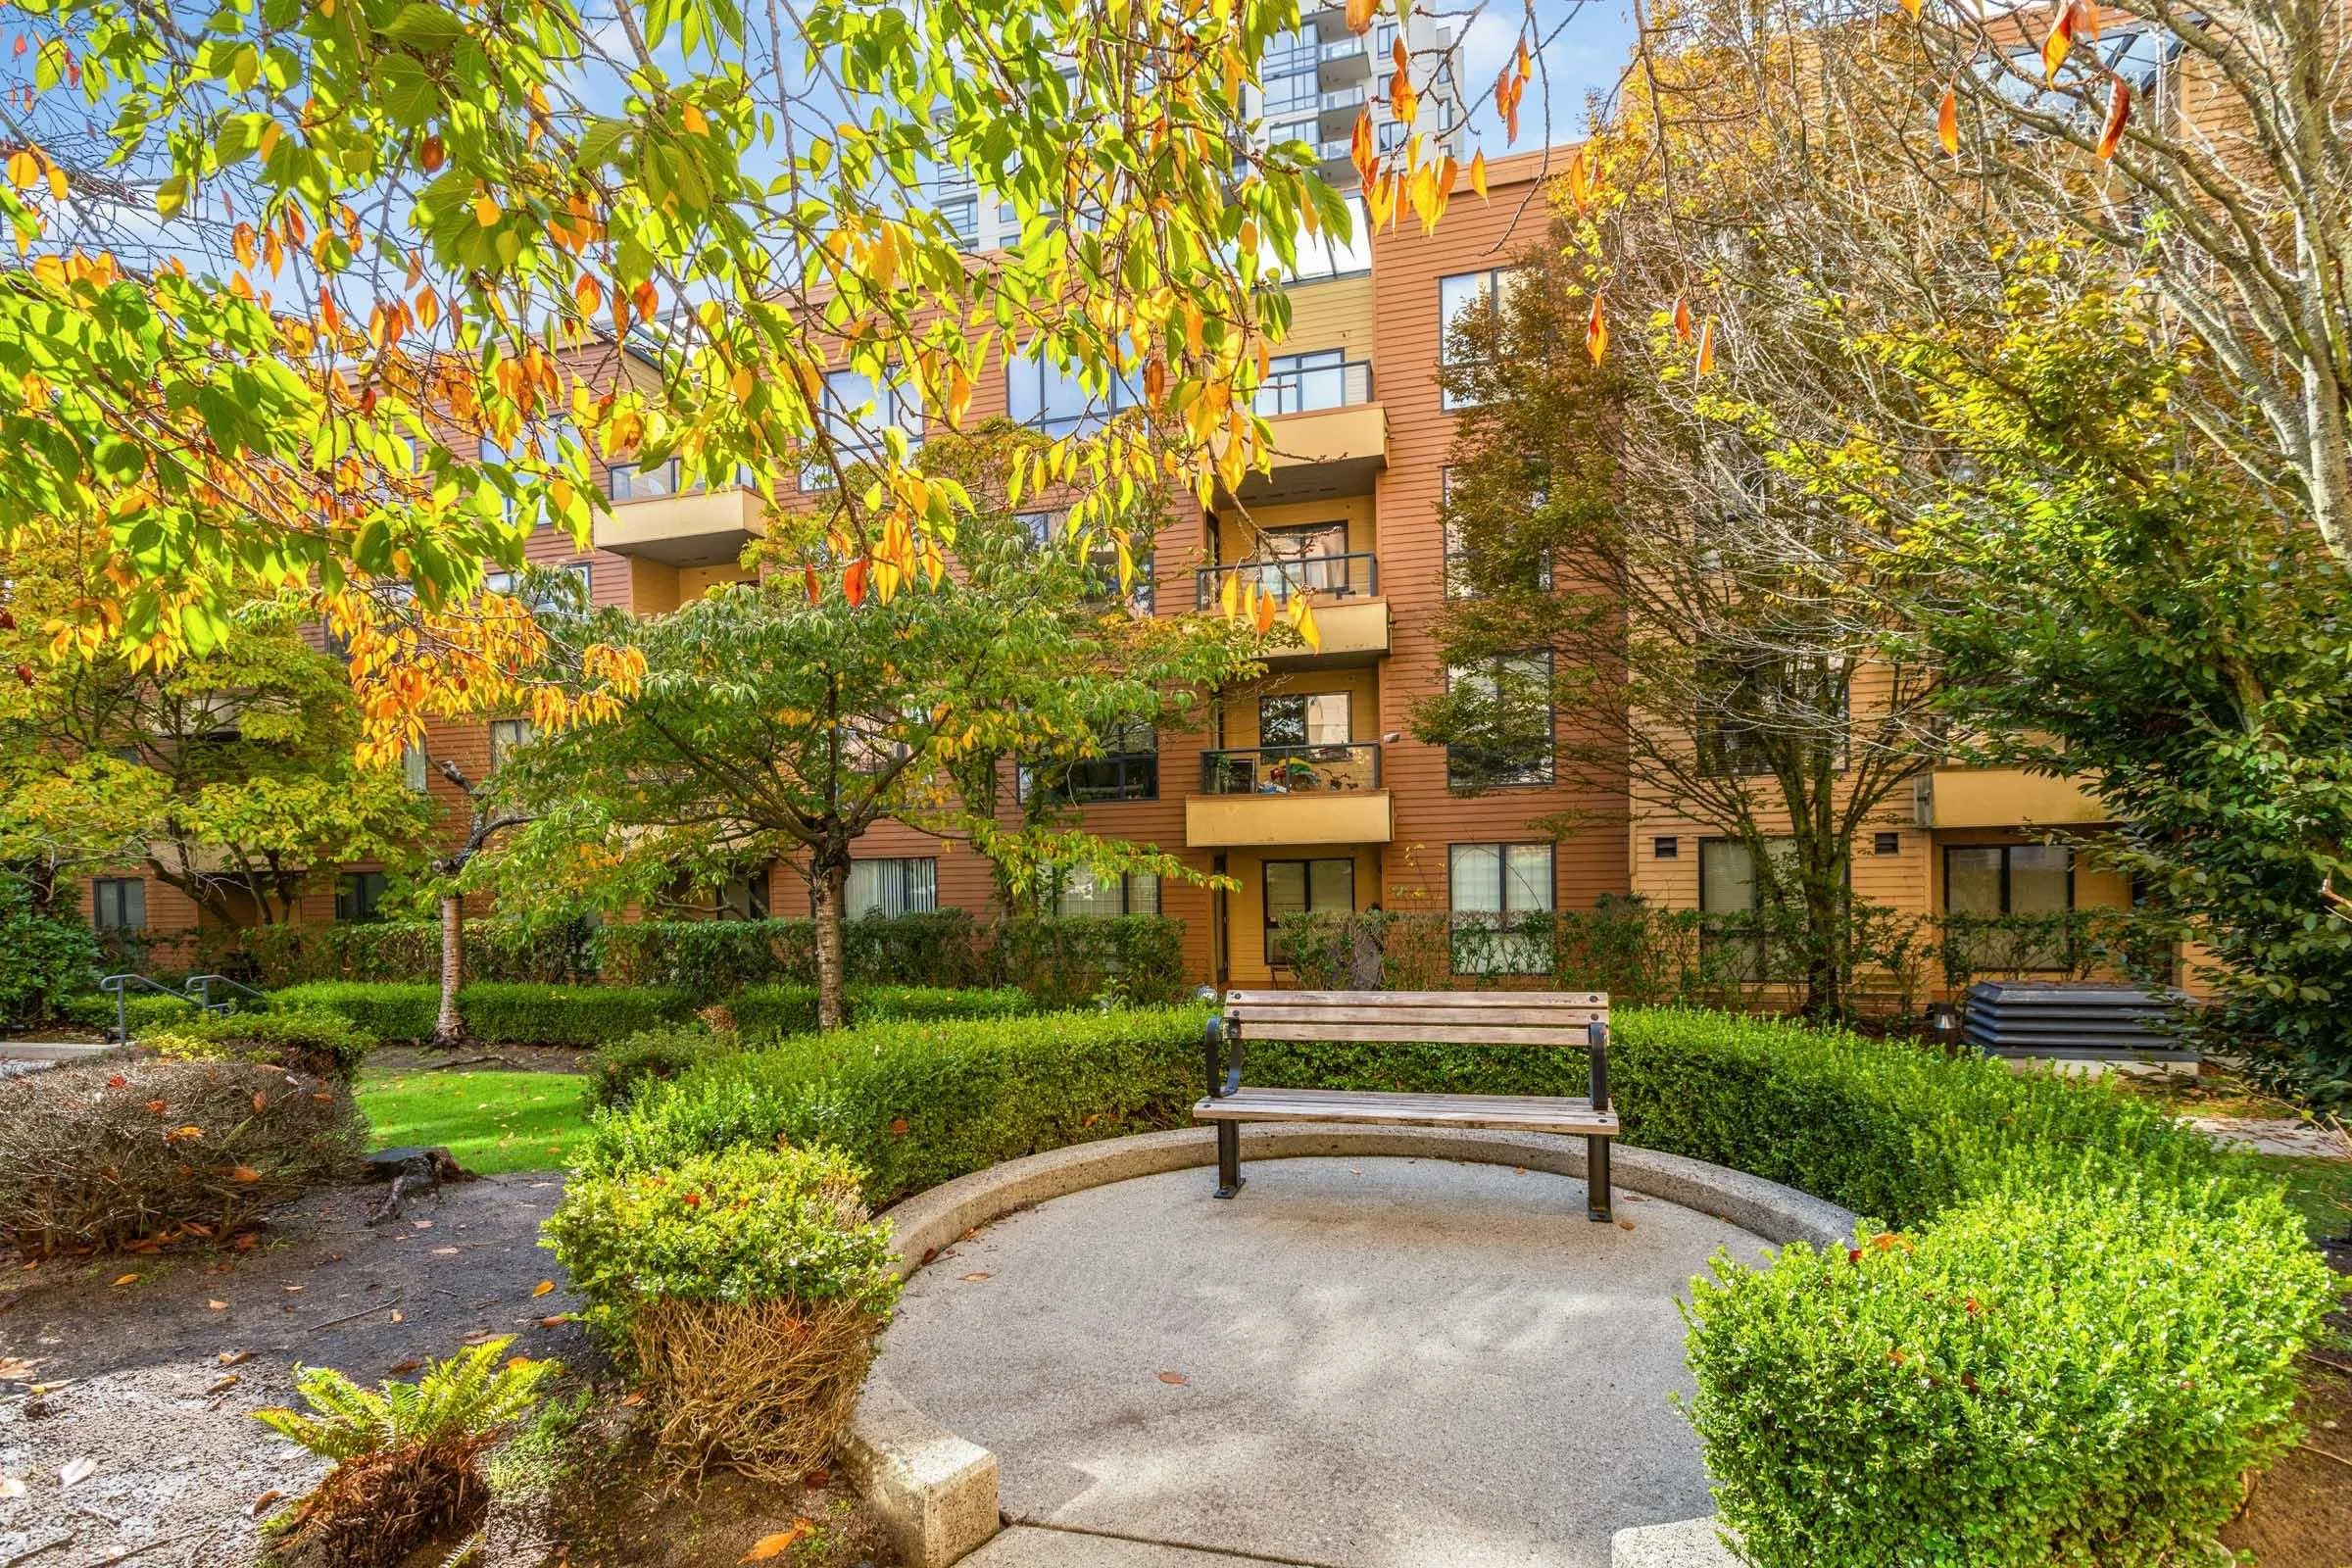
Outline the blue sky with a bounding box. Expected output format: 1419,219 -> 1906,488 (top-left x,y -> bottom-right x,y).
1448,0 -> 1641,151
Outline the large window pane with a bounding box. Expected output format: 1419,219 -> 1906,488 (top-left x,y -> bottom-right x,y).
1944,847 -> 2005,915
1450,843 -> 1552,975
1449,843 -> 1502,913
844,858 -> 938,918
1264,859 -> 1307,921
1505,844 -> 1555,913
1307,858 -> 1354,911
2008,845 -> 2072,913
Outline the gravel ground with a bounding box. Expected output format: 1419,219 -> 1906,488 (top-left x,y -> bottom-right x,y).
0,1174 -> 594,1568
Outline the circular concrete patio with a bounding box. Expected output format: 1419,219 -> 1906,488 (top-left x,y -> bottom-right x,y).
874,1154 -> 1771,1568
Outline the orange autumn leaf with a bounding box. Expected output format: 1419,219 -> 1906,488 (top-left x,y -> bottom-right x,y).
1672,294 -> 1693,346
1695,318 -> 1716,376
1585,296 -> 1608,365
572,273 -> 603,316
740,1520 -> 814,1561
843,558 -> 869,607
2041,2 -> 2075,82
1344,0 -> 1376,33
531,1280 -> 556,1298
1937,83 -> 1960,157
1897,0 -> 1921,15
2096,76 -> 2132,159
1566,148 -> 1592,214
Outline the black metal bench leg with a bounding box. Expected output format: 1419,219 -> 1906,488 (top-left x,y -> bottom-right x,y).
1586,1136 -> 1612,1223
1214,1121 -> 1246,1199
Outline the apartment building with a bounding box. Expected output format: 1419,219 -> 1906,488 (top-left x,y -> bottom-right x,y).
75,81 -> 2154,997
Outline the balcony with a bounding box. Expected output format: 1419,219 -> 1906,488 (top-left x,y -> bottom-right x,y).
1186,744 -> 1392,847
1920,766 -> 2111,830
1195,555 -> 1390,665
1318,84 -> 1367,131
1318,32 -> 1370,80
591,461 -> 766,568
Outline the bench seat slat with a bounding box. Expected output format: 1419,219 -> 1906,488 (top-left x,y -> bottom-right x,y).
1230,1005 -> 1606,1030
1193,1086 -> 1620,1135
1234,1021 -> 1603,1046
1227,989 -> 1607,1009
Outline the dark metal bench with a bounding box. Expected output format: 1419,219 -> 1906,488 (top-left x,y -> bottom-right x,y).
1193,989 -> 1618,1221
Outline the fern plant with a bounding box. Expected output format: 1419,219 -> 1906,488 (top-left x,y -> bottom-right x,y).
256,1337 -> 560,1461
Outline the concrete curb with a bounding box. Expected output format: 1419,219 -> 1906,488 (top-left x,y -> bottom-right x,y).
841,1127 -> 1853,1566
1612,1517 -> 1744,1566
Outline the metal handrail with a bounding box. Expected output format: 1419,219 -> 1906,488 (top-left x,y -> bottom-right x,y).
185,973 -> 269,1014
1195,552 -> 1378,607
1252,358 -> 1373,416
96,972 -> 200,1045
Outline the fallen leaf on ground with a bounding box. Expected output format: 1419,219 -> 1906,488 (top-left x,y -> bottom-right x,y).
463,1330 -> 497,1346
0,1475 -> 24,1498
205,1374 -> 240,1396
1617,1219 -> 1636,1231
429,1247 -> 460,1256
1156,1371 -> 1188,1386
412,1219 -> 433,1230
207,1299 -> 227,1311
0,1358 -> 37,1380
59,1456 -> 95,1490
539,1315 -> 568,1328
218,1349 -> 253,1367
281,1284 -> 304,1294
531,1280 -> 555,1297
803,1468 -> 830,1490
741,1520 -> 815,1560
619,1390 -> 645,1406
110,1273 -> 138,1287
249,1489 -> 283,1517
389,1309 -> 404,1323
386,1360 -> 419,1375
960,1272 -> 991,1282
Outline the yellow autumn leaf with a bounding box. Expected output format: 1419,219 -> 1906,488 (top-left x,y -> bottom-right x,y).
472,193 -> 501,227
1468,149 -> 1488,199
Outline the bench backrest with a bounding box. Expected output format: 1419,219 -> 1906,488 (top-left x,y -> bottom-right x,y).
1223,989 -> 1609,1047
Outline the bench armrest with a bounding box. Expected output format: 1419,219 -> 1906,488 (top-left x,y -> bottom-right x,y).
1588,1018 -> 1610,1112
1204,1013 -> 1245,1099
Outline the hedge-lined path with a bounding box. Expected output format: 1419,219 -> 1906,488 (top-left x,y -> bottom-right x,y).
877,1155 -> 1771,1568
0,1175 -> 593,1568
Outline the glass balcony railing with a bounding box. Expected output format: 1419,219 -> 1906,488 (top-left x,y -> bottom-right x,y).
1253,358 -> 1373,417
1195,552 -> 1378,608
609,459 -> 755,502
1199,742 -> 1381,796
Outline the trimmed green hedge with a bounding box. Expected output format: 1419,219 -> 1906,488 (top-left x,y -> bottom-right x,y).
142,1007 -> 377,1080
585,1004 -> 2331,1564
579,1006 -> 1205,1205
272,981 -> 698,1045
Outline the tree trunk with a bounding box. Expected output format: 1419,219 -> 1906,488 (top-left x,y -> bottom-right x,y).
1800,875 -> 1846,1022
811,853 -> 851,1030
432,892 -> 467,1049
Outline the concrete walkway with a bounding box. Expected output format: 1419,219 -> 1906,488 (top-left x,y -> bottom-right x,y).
876,1155 -> 1769,1568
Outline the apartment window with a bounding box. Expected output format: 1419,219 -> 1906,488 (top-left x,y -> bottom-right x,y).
1697,655 -> 1848,779
483,561 -> 591,615
843,858 -> 938,919
1025,721 -> 1158,804
91,877 -> 145,931
1441,466 -> 1551,598
1653,836 -> 1680,859
1264,858 -> 1354,960
1874,831 -> 1902,857
1439,269 -> 1521,411
1259,691 -> 1351,748
942,196 -> 979,248
1250,521 -> 1352,598
1052,866 -> 1161,917
335,871 -> 390,923
1698,838 -> 1805,983
1944,845 -> 2072,915
1006,351 -> 1144,435
716,867 -> 771,921
1445,656 -> 1553,787
489,719 -> 533,770
803,368 -> 922,488
402,745 -> 430,793
1449,843 -> 1554,975
477,424 -> 575,513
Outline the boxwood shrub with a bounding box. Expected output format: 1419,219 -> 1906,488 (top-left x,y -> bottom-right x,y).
578,1005 -> 1206,1205
587,1004 -> 2330,1563
142,1006 -> 377,1080
272,981 -> 698,1045
56,989 -> 214,1034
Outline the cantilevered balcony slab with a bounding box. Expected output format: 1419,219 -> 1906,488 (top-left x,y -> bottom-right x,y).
591,487 -> 767,568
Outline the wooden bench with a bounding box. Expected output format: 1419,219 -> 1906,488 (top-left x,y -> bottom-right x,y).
1193,989 -> 1619,1221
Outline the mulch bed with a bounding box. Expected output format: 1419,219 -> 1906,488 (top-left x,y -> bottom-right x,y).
0,1170 -> 897,1567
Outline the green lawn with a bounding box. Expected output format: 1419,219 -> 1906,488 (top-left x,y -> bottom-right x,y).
356,1068 -> 595,1175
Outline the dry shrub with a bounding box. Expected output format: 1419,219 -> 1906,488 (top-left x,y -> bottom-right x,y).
265,1436 -> 493,1568
0,1056 -> 364,1256
631,1295 -> 881,1483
